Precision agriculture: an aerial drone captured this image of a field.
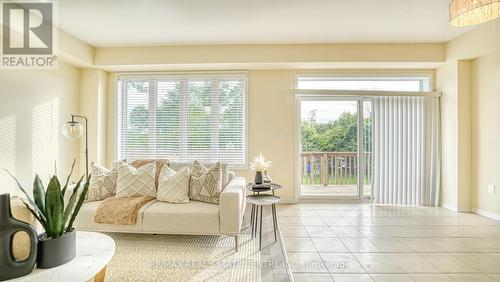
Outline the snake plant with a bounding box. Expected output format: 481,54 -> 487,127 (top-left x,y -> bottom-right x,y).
6,160 -> 90,239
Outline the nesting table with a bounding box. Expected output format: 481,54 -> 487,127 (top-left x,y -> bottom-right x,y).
246,183 -> 282,250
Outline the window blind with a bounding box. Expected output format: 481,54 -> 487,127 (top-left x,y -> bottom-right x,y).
117,74 -> 247,167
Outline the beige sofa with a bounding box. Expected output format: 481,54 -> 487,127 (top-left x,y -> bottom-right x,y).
69,165 -> 246,251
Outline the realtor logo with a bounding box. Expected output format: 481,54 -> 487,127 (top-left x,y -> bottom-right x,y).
1,1 -> 57,68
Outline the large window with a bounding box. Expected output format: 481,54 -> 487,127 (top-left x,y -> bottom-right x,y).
117,74 -> 247,167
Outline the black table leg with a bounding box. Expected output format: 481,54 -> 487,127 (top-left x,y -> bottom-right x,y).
253,204 -> 258,237
250,204 -> 255,237
272,203 -> 277,242
259,206 -> 263,250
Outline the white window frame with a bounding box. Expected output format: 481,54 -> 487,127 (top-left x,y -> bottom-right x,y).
293,74 -> 433,202
116,72 -> 249,170
295,74 -> 433,92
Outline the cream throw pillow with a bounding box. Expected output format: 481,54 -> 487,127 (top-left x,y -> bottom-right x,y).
190,161 -> 222,204
157,166 -> 190,203
85,163 -> 117,202
115,161 -> 156,198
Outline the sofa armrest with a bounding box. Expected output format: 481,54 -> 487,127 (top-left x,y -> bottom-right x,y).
219,177 -> 246,235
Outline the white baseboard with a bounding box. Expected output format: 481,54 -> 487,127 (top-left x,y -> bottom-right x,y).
472,207 -> 500,221
457,206 -> 472,212
440,201 -> 457,211
278,197 -> 297,204
439,202 -> 472,213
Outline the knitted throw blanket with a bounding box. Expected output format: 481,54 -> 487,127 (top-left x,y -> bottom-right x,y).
94,196 -> 154,225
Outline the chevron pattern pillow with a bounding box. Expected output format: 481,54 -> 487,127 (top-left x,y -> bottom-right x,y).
190,161 -> 222,204
115,161 -> 156,198
157,166 -> 190,203
130,159 -> 169,188
85,163 -> 117,202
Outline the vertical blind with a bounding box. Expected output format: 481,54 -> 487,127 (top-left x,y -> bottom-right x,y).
117,74 -> 247,167
372,96 -> 441,206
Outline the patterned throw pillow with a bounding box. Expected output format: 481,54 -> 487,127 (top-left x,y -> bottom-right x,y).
85,163 -> 117,202
170,162 -> 230,188
115,161 -> 156,198
190,161 -> 222,204
130,159 -> 169,188
157,166 -> 190,203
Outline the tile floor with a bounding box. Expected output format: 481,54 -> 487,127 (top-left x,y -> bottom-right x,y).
276,203 -> 500,282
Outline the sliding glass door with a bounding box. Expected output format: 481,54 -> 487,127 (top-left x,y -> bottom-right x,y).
295,75 -> 431,201
298,97 -> 372,199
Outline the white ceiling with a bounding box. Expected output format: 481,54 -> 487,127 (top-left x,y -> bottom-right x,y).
57,0 -> 470,47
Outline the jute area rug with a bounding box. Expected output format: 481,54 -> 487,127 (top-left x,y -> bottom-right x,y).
103,233 -> 261,282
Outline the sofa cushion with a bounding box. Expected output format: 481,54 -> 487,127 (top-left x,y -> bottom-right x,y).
142,201 -> 220,234
115,161 -> 156,198
190,161 -> 223,204
85,163 -> 117,202
169,161 -> 230,188
157,166 -> 190,203
130,159 -> 168,188
73,200 -> 156,232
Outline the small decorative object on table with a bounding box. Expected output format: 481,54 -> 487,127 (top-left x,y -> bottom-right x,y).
254,170 -> 263,184
250,153 -> 272,185
0,194 -> 38,281
263,170 -> 272,183
252,183 -> 271,191
6,159 -> 91,269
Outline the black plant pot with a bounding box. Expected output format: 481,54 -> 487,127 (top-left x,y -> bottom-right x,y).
0,194 -> 38,281
36,229 -> 76,269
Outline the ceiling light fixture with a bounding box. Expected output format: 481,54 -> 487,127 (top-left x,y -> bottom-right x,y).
450,0 -> 500,27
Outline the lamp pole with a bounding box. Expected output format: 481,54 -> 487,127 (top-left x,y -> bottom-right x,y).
71,114 -> 89,179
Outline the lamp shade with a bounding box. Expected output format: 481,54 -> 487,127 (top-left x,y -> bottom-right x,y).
450,0 -> 500,27
62,121 -> 84,138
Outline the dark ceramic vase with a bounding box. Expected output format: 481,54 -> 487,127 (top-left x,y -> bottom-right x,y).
254,171 -> 263,184
36,229 -> 76,269
0,193 -> 37,281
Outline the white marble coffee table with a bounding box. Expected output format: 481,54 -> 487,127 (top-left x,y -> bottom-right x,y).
10,231 -> 115,282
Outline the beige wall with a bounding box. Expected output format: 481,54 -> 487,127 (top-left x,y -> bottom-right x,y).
436,61 -> 458,210
436,60 -> 473,212
80,69 -> 108,174
471,50 -> 500,215
446,18 -> 500,60
0,62 -> 81,196
57,29 -> 95,68
243,70 -> 296,201
0,24 -> 93,195
94,43 -> 444,70
438,18 -> 500,216
105,73 -> 117,168
457,60 -> 472,211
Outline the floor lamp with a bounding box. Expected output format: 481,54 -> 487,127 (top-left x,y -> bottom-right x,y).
62,114 -> 89,178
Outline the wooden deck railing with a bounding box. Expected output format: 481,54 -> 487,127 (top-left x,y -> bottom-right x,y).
301,151 -> 372,186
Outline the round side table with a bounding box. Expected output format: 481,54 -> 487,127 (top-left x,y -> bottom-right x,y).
246,183 -> 282,245
10,231 -> 115,282
246,194 -> 280,250
246,182 -> 282,195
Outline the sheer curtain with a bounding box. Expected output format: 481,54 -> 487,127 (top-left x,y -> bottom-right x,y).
372,96 -> 440,206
